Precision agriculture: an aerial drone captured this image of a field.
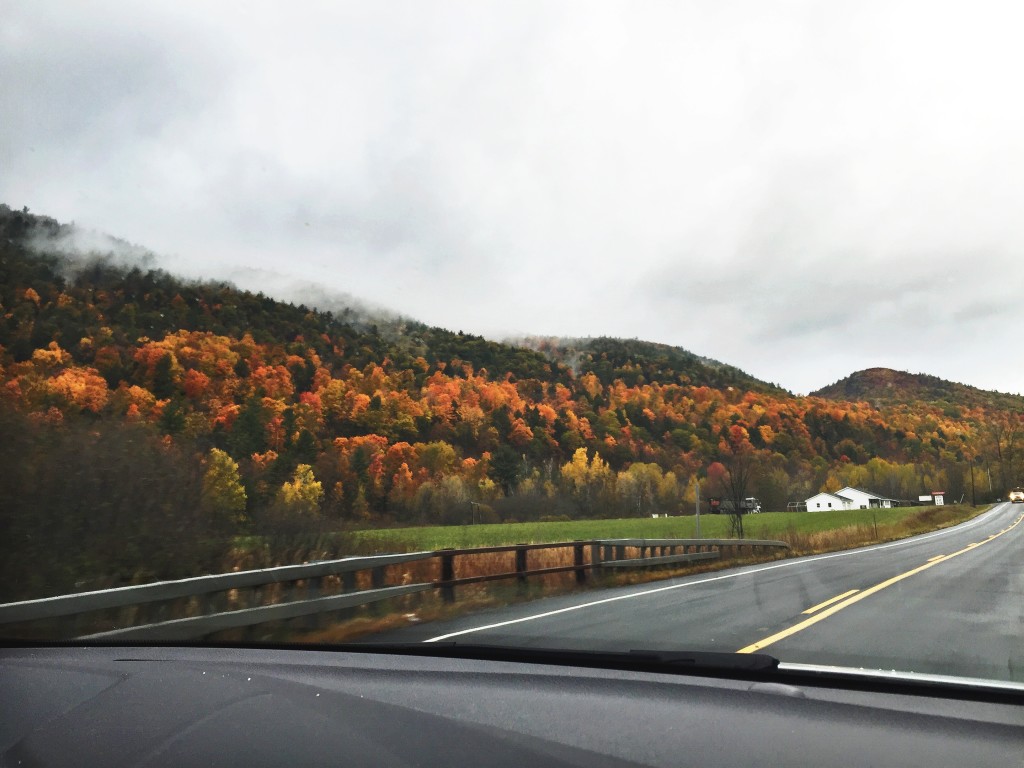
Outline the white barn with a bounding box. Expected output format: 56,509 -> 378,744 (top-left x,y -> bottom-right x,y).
804,486 -> 897,512
805,491 -> 854,511
837,486 -> 896,509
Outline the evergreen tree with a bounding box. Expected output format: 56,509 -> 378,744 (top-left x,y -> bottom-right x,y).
488,445 -> 523,496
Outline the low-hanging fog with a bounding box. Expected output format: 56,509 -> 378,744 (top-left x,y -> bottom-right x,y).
4,0 -> 1023,394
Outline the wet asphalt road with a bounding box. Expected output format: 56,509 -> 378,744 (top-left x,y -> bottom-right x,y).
376,503 -> 1024,681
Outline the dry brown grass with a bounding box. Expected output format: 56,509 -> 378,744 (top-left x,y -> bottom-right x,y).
775,504 -> 981,557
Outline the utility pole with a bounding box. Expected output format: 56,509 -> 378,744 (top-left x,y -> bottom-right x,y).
970,456 -> 977,507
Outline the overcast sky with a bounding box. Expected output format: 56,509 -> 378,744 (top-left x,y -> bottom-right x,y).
4,1 -> 1023,395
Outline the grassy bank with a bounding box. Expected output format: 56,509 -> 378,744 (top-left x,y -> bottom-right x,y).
228,504 -> 986,578
352,505 -> 980,551
772,503 -> 984,556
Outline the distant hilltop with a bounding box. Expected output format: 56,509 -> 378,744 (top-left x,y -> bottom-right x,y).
511,336 -> 788,396
811,367 -> 1024,412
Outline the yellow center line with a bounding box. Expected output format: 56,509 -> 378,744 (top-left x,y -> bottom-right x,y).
737,512 -> 1024,654
927,555 -> 945,562
802,590 -> 860,615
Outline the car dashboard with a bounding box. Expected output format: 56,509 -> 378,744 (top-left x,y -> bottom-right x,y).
2,644 -> 1022,767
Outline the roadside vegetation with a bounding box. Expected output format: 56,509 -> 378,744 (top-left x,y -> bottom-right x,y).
224,504 -> 983,580
352,505 -> 978,551
774,503 -> 983,556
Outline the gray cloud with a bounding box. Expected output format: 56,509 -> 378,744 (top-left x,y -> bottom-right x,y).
3,0 -> 1023,395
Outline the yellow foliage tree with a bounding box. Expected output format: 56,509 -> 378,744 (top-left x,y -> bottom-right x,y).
277,464 -> 323,517
560,448 -> 613,516
200,448 -> 248,525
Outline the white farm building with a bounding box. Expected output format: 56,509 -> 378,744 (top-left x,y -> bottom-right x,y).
804,486 -> 898,512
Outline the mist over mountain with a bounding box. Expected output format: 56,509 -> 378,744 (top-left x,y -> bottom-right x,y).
6,203 -> 784,393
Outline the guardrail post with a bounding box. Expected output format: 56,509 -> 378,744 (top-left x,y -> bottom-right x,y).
573,541 -> 586,584
338,571 -> 357,622
302,578 -> 322,630
367,567 -> 387,616
515,545 -> 528,589
440,549 -> 455,603
591,543 -> 602,569
371,566 -> 386,590
192,593 -> 209,618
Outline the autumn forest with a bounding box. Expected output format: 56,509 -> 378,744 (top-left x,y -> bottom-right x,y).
2,204 -> 1022,600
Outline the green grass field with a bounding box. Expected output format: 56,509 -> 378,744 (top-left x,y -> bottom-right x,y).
354,505 -> 966,551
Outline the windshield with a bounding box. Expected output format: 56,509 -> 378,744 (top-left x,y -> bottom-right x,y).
2,1 -> 1022,687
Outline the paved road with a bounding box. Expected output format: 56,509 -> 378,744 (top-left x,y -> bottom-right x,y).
382,503 -> 1024,682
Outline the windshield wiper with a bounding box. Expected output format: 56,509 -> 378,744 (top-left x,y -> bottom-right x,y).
14,637 -> 777,678
340,641 -> 780,676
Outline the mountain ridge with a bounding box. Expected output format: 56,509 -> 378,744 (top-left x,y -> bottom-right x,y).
511,335 -> 788,396
811,367 -> 1024,412
2,203 -> 781,394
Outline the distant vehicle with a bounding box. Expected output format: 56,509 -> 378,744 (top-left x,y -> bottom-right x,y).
1009,488 -> 1024,503
708,497 -> 762,514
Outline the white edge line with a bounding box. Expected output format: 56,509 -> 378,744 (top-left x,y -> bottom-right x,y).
425,503 -> 1011,642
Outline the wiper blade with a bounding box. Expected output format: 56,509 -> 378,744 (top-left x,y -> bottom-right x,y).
342,641 -> 779,676
13,638 -> 776,677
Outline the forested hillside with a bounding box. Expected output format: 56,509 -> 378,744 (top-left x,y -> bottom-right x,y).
812,367 -> 1024,413
2,204 -> 1022,598
515,336 -> 788,395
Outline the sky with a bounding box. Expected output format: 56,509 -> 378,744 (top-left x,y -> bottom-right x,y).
3,0 -> 1023,395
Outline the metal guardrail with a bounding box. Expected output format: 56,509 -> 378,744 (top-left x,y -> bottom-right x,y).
0,537 -> 788,641
0,552 -> 436,625
601,551 -> 720,568
81,584 -> 433,641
